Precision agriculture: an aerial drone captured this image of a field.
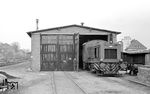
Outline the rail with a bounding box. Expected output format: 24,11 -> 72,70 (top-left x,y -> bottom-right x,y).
64,72 -> 88,94
51,72 -> 57,94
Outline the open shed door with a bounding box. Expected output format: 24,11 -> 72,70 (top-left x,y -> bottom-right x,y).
40,34 -> 77,71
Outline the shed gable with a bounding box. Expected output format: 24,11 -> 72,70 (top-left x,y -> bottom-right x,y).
27,24 -> 121,37
38,26 -> 110,35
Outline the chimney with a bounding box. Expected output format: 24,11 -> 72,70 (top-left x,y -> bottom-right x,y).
36,19 -> 39,30
81,22 -> 84,26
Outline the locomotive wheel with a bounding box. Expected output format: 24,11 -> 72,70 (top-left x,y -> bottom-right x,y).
96,70 -> 99,75
89,64 -> 96,73
95,70 -> 104,76
83,63 -> 86,70
131,70 -> 134,75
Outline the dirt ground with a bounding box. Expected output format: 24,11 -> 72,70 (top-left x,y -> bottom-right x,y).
0,62 -> 150,94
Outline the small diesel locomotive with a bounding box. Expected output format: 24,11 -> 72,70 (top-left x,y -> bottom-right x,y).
82,40 -> 126,75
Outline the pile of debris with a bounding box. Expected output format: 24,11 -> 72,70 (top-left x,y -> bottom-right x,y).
137,65 -> 150,85
0,71 -> 19,93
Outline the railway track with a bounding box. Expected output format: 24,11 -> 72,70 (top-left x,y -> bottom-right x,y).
64,72 -> 88,94
102,76 -> 150,92
52,71 -> 88,94
69,72 -> 150,93
51,72 -> 57,94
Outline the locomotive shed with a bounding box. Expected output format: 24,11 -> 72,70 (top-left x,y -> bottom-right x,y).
27,24 -> 121,71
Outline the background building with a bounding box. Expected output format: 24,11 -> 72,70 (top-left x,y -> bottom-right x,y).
122,38 -> 150,65
121,36 -> 132,52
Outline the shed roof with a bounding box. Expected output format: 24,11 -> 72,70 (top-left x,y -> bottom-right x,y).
123,50 -> 150,54
27,24 -> 121,37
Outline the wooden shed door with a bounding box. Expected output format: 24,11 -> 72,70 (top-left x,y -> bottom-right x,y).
58,35 -> 74,71
40,35 -> 57,71
40,34 -> 75,71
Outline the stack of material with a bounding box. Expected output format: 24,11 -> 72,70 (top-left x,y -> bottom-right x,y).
137,65 -> 150,85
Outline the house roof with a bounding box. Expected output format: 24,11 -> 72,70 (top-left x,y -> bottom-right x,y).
27,24 -> 121,37
125,39 -> 147,51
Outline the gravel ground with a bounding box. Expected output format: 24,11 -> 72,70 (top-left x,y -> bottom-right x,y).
0,63 -> 150,94
69,71 -> 150,94
0,62 -> 53,94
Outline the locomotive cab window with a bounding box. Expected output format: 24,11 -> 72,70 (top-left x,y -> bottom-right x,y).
104,49 -> 117,59
87,47 -> 94,59
94,46 -> 99,58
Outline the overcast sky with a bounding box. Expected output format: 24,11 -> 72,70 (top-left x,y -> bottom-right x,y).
0,0 -> 150,50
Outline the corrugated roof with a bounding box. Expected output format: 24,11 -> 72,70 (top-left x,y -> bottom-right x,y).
27,24 -> 121,37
